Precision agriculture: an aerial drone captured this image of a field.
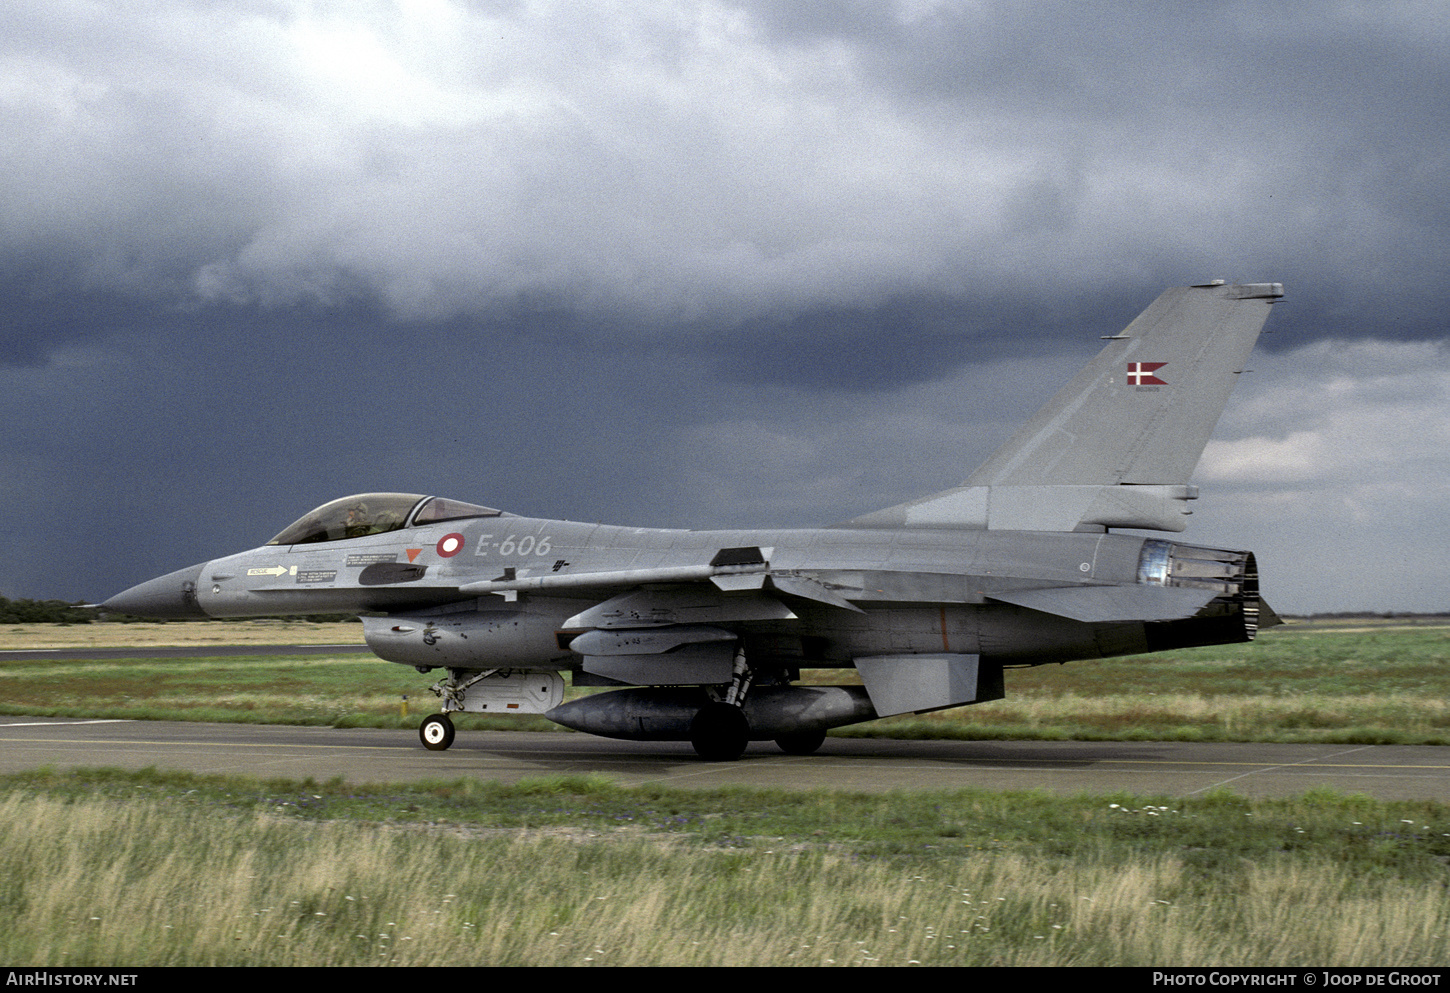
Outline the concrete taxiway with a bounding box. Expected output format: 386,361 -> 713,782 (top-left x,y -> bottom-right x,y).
3,717 -> 1450,799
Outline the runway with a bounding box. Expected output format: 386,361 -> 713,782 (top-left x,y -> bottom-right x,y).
4,716 -> 1450,799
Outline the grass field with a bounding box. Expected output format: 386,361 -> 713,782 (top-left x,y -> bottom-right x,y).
4,617 -> 1450,744
2,768 -> 1448,966
2,618 -> 367,649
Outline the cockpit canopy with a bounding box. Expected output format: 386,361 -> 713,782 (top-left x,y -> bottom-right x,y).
267,493 -> 501,546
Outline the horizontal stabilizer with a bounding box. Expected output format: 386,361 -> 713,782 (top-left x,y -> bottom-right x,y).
985,584 -> 1221,623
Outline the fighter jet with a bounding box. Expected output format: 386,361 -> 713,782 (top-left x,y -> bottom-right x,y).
105,280 -> 1283,760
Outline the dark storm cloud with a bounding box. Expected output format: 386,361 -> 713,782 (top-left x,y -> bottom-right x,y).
709,288 -> 1140,388
727,0 -> 1450,349
5,0 -> 1446,370
3,1 -> 1449,610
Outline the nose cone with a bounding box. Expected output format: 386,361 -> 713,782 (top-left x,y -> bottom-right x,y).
102,563 -> 209,619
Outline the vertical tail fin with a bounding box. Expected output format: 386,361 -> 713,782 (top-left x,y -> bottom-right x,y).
848,281 -> 1283,532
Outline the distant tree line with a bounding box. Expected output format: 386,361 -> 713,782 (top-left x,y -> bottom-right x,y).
1288,611 -> 1450,621
0,596 -> 99,624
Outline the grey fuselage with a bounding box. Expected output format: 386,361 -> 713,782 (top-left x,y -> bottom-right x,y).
131,511 -> 1242,673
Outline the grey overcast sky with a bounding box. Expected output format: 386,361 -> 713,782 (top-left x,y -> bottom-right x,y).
3,1 -> 1448,613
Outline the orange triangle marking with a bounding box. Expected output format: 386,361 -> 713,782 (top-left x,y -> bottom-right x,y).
406,548 -> 421,562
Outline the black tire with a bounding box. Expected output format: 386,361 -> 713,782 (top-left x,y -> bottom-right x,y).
419,713 -> 455,751
775,729 -> 827,755
689,702 -> 750,761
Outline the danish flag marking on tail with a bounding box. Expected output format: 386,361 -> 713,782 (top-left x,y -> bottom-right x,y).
1127,362 -> 1167,386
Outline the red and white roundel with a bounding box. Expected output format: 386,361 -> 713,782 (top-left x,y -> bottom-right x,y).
435,533 -> 465,558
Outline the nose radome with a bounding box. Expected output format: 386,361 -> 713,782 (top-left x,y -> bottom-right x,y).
102,563 -> 209,619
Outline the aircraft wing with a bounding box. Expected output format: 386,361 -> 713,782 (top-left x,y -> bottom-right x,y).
457,545 -> 865,614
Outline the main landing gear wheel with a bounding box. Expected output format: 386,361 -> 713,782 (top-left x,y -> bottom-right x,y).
774,729 -> 827,755
690,702 -> 750,761
419,713 -> 455,751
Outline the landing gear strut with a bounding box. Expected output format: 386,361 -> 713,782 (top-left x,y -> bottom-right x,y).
690,647 -> 753,761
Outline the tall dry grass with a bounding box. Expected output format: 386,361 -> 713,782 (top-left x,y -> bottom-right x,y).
879,689 -> 1450,742
2,792 -> 1446,966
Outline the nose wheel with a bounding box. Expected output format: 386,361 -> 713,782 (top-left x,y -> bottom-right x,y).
419,713 -> 455,751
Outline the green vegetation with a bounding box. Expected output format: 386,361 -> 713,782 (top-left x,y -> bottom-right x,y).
0,654 -> 439,729
0,596 -> 98,624
1,768 -> 1447,966
5,618 -> 1450,743
851,620 -> 1450,744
